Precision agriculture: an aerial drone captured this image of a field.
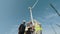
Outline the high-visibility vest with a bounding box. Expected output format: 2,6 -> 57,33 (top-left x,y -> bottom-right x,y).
35,24 -> 42,32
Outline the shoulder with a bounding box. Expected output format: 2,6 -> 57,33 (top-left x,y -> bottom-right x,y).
20,24 -> 23,26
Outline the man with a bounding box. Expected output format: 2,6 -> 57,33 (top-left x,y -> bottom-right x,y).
18,21 -> 26,34
34,23 -> 42,34
26,28 -> 32,34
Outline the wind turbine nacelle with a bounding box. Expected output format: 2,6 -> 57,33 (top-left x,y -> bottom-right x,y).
28,7 -> 32,9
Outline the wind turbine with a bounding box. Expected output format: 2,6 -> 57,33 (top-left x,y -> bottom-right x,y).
28,0 -> 39,25
28,0 -> 42,34
50,3 -> 60,16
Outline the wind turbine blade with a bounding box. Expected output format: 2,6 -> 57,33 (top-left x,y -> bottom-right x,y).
32,0 -> 39,9
50,3 -> 60,16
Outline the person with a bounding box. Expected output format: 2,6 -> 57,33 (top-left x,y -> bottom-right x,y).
34,23 -> 42,34
18,21 -> 26,34
26,28 -> 32,34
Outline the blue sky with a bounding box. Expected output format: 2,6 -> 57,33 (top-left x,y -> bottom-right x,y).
0,0 -> 60,34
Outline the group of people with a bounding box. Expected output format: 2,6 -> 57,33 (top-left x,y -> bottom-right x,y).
18,21 -> 34,34
18,20 -> 42,34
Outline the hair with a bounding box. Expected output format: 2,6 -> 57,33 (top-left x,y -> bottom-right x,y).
23,22 -> 25,24
28,28 -> 32,30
